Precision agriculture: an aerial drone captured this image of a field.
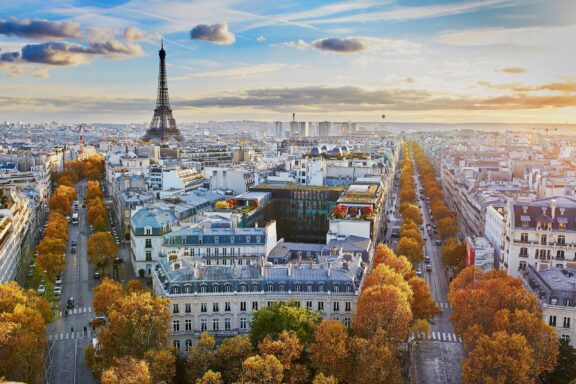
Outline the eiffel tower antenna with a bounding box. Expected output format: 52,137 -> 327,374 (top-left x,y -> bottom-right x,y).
142,41 -> 183,143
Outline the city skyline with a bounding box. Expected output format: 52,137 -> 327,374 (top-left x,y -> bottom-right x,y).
1,0 -> 576,123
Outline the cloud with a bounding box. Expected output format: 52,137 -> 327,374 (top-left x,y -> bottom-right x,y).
479,80 -> 576,93
497,67 -> 526,74
256,35 -> 266,43
175,63 -> 286,80
270,39 -> 309,50
181,84 -> 576,112
0,51 -> 20,62
0,17 -> 82,40
311,37 -> 366,54
122,26 -> 147,42
190,23 -> 235,45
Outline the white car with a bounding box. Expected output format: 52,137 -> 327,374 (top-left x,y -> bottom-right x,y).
37,284 -> 46,294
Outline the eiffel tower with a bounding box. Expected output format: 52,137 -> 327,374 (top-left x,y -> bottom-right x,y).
142,41 -> 183,142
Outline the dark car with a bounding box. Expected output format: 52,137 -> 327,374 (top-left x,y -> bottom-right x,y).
66,297 -> 75,309
93,271 -> 101,279
71,247 -> 77,254
71,240 -> 77,246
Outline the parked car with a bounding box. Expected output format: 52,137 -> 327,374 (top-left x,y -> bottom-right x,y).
71,240 -> 77,246
66,297 -> 75,309
416,268 -> 422,277
55,274 -> 62,285
37,284 -> 46,294
426,263 -> 432,272
435,239 -> 442,246
54,287 -> 62,297
71,247 -> 77,254
93,271 -> 101,279
425,256 -> 431,263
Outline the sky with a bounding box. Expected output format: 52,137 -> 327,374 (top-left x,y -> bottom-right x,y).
1,0 -> 576,124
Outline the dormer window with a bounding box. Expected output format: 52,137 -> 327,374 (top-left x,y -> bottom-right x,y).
214,236 -> 219,244
144,226 -> 152,235
230,236 -> 235,243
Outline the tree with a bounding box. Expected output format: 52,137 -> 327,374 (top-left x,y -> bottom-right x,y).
540,339 -> 576,384
45,213 -> 69,241
93,215 -> 108,232
438,217 -> 458,239
258,330 -> 307,384
372,244 -> 414,280
493,309 -> 558,378
462,331 -> 532,384
186,332 -> 216,383
88,232 -> 118,272
87,199 -> 107,225
250,302 -> 320,346
441,238 -> 466,270
351,329 -> 404,384
312,373 -> 338,384
37,252 -> 65,281
86,180 -> 104,201
38,236 -> 66,256
95,292 -> 170,370
363,264 -> 413,301
431,203 -> 451,221
196,370 -> 223,384
353,284 -> 412,340
310,320 -> 350,382
400,228 -> 423,247
144,348 -> 176,384
92,278 -> 125,315
101,357 -> 151,384
215,336 -> 253,384
0,282 -> 51,383
237,354 -> 284,384
408,277 -> 441,320
49,191 -> 72,216
397,236 -> 423,265
401,204 -> 423,225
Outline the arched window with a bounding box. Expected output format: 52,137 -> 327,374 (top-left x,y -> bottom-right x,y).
333,285 -> 340,293
184,285 -> 192,294
172,286 -> 180,294
240,284 -> 247,292
212,284 -> 219,293
200,285 -> 207,293
224,285 -> 231,292
185,339 -> 193,351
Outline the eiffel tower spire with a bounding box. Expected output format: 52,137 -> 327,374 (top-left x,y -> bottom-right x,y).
142,41 -> 183,142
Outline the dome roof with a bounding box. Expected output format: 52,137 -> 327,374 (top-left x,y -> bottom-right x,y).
311,147 -> 321,156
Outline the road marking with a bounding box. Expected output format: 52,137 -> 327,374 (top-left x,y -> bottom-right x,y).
431,332 -> 436,340
446,333 -> 452,341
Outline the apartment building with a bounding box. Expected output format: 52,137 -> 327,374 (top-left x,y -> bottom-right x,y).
0,188 -> 32,283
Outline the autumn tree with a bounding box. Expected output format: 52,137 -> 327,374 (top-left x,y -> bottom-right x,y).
37,251 -> 65,281
363,264 -> 413,301
196,370 -> 223,384
92,278 -> 125,315
438,217 -> 458,239
144,348 -> 177,384
441,238 -> 466,270
351,328 -> 404,384
401,203 -> 423,225
353,284 -> 412,340
237,354 -> 284,384
101,357 -> 151,384
250,301 -> 320,346
258,330 -> 308,384
86,180 -> 104,201
408,277 -> 441,320
462,331 -> 532,384
87,198 -> 107,225
49,190 -> 72,216
215,336 -> 253,384
0,281 -> 51,383
310,320 -> 351,382
312,373 -> 339,384
38,236 -> 66,256
94,292 -> 170,370
397,236 -> 423,265
372,244 -> 414,280
45,212 -> 69,242
88,232 -> 118,272
186,332 -> 217,383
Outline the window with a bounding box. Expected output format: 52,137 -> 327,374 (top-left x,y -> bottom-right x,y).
240,302 -> 247,311
520,233 -> 528,242
240,284 -> 247,292
557,250 -> 565,260
213,319 -> 219,331
144,227 -> 152,235
172,320 -> 180,332
145,250 -> 152,261
561,334 -> 571,342
318,301 -> 324,311
267,301 -> 273,308
541,235 -> 547,245
172,304 -> 179,314
173,339 -> 180,350
201,285 -> 207,293
519,247 -> 528,257
225,318 -> 231,331
185,303 -> 191,313
333,302 -> 340,312
306,301 -> 312,309
225,302 -> 231,311
519,261 -> 527,271
307,285 -> 312,292
201,319 -> 207,331
549,315 -> 557,327
295,285 -> 301,292
252,302 -> 259,311
185,319 -> 192,331
240,318 -> 247,329
145,238 -> 152,248
201,303 -> 207,313
213,303 -> 219,312
318,285 -> 324,292
345,302 -> 351,311
563,317 -> 571,329
185,339 -> 193,351
558,235 -> 566,245
344,318 -> 351,328
333,285 -> 340,293
268,285 -> 274,292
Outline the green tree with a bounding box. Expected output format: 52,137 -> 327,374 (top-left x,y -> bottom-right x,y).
250,302 -> 320,346
540,339 -> 576,384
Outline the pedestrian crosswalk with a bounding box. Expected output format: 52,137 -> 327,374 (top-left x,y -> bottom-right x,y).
47,331 -> 95,341
56,307 -> 93,317
438,302 -> 451,309
412,331 -> 463,343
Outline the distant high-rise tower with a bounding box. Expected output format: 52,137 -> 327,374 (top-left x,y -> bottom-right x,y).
142,41 -> 183,143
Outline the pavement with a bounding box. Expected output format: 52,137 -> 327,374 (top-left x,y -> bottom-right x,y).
44,180 -> 135,384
